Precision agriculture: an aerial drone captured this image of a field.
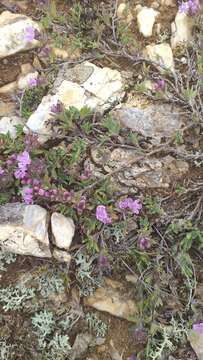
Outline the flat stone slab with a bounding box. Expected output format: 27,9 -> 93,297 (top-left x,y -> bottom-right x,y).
0,11 -> 41,59
25,62 -> 125,143
0,203 -> 51,258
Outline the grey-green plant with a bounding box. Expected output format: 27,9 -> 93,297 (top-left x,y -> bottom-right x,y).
85,312 -> 108,337
0,285 -> 35,311
146,318 -> 188,360
0,340 -> 15,360
0,250 -> 17,272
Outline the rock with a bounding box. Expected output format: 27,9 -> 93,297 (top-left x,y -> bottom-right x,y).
51,212 -> 75,250
117,3 -> 133,23
171,11 -> 194,48
118,154 -> 189,189
0,116 -> 24,139
52,248 -> 72,264
0,11 -> 41,59
26,62 -> 124,142
0,203 -> 51,258
161,0 -> 176,6
137,7 -> 158,37
144,43 -> 174,71
0,81 -> 17,94
112,104 -> 183,142
71,333 -> 93,360
0,101 -> 16,117
188,330 -> 203,360
52,46 -> 81,60
91,147 -> 189,189
84,277 -> 137,321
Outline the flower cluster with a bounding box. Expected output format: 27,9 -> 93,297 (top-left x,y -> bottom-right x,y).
118,197 -> 142,214
154,79 -> 165,92
193,322 -> 203,334
96,205 -> 112,224
179,0 -> 200,15
138,236 -> 151,250
14,151 -> 31,180
24,26 -> 41,42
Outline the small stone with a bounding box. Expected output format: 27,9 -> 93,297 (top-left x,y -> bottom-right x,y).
20,63 -> 33,75
117,3 -> 133,23
137,7 -> 158,37
171,11 -> 194,49
71,333 -> 93,360
144,42 -> 174,71
117,3 -> 127,17
0,203 -> 51,258
84,277 -> 137,321
52,248 -> 72,264
161,0 -> 176,6
188,330 -> 203,360
51,212 -> 75,250
0,101 -> 16,117
125,274 -> 138,284
0,116 -> 24,139
0,11 -> 41,59
0,81 -> 17,94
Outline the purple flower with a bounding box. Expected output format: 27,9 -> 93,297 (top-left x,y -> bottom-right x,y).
77,196 -> 86,214
128,356 -> 137,360
22,187 -> 33,204
0,167 -> 5,176
193,322 -> 203,334
138,236 -> 151,250
24,26 -> 35,42
38,46 -> 51,57
79,167 -> 92,180
96,205 -> 112,225
38,188 -> 45,196
98,254 -> 110,269
14,167 -> 27,180
28,77 -> 38,88
179,0 -> 199,15
17,151 -> 31,169
118,198 -> 142,215
50,101 -> 63,114
154,79 -> 165,91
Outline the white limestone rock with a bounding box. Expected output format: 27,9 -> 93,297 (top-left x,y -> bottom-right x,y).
0,116 -> 24,139
0,203 -> 51,258
25,62 -> 124,142
144,43 -> 174,71
51,212 -> 75,250
171,11 -> 194,48
0,11 -> 41,59
137,7 -> 158,37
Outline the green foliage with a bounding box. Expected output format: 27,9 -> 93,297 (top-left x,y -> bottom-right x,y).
86,312 -> 108,337
69,138 -> 87,164
102,115 -> 121,136
0,285 -> 35,311
21,86 -> 46,119
144,197 -> 163,216
0,250 -> 17,272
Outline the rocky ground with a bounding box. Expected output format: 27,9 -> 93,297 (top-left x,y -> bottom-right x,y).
0,0 -> 203,359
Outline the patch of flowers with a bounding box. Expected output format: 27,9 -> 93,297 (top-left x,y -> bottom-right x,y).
178,0 -> 200,15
